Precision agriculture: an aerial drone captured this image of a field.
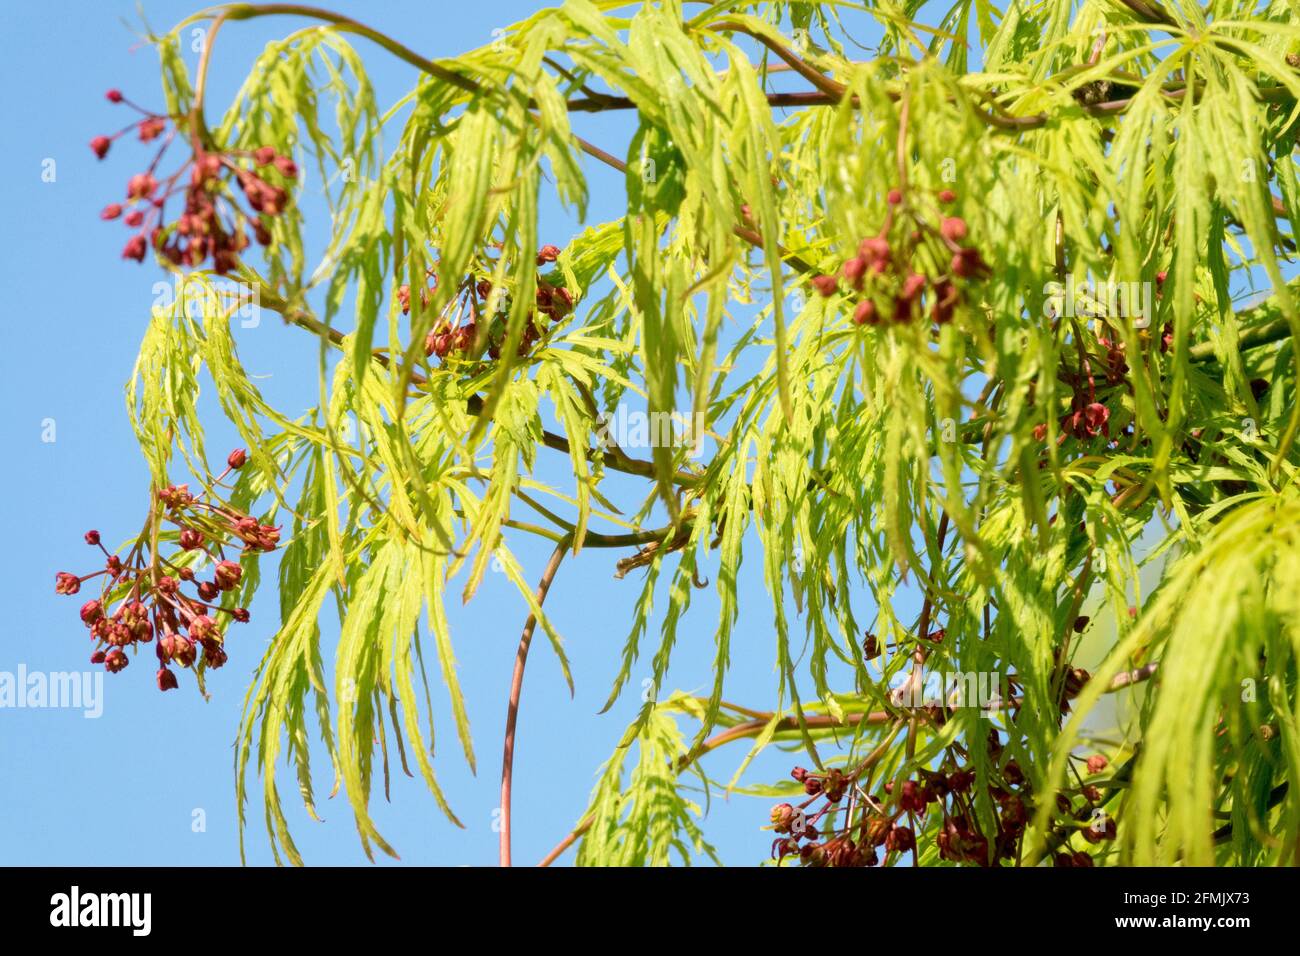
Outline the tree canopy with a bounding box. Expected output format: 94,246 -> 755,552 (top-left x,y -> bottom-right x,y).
67,0 -> 1300,867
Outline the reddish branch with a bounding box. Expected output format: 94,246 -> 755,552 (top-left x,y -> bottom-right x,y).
499,535 -> 571,867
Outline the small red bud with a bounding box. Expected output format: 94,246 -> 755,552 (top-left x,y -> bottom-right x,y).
842,256 -> 868,287
84,530 -> 101,546
161,633 -> 196,668
253,146 -> 276,166
90,136 -> 111,159
770,803 -> 796,833
885,825 -> 915,853
55,572 -> 81,595
899,779 -> 926,813
811,274 -> 838,297
940,217 -> 968,243
214,560 -> 243,591
126,173 -> 157,200
1083,402 -> 1109,437
203,643 -> 228,669
273,154 -> 298,179
852,300 -> 877,326
227,448 -> 247,470
157,667 -> 179,692
900,272 -> 926,302
106,89 -> 124,103
137,117 -> 165,142
951,248 -> 988,279
100,204 -> 122,221
887,188 -> 903,205
937,189 -> 956,204
188,615 -> 218,642
80,600 -> 104,626
859,236 -> 890,265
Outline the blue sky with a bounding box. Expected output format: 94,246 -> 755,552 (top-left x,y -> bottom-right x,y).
0,0 -> 879,867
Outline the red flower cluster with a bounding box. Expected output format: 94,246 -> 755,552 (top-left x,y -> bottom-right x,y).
1035,350 -> 1113,445
92,89 -> 295,273
770,719 -> 1115,866
402,245 -> 576,365
810,186 -> 988,328
769,765 -> 884,868
55,449 -> 271,692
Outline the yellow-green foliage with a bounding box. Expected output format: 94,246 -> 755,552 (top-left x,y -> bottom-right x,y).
122,1 -> 1300,865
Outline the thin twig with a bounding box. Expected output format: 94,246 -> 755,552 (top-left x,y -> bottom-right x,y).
500,534 -> 572,867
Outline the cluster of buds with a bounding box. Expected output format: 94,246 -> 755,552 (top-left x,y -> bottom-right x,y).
875,760 -> 1021,866
811,186 -> 988,328
770,721 -> 1119,867
1033,271 -> 1188,448
403,244 -> 576,366
1061,396 -> 1110,441
93,89 -> 296,273
55,449 -> 270,692
1035,353 -> 1111,444
794,765 -> 847,801
1053,777 -> 1118,867
768,765 -> 885,867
